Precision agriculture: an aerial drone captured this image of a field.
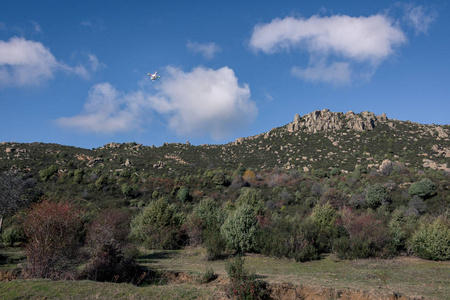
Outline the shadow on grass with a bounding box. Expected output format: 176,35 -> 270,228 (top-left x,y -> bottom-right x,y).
138,251 -> 175,264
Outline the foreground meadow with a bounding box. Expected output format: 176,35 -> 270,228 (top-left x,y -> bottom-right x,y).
1,247 -> 449,300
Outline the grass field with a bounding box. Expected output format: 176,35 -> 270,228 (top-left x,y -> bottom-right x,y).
1,247 -> 449,299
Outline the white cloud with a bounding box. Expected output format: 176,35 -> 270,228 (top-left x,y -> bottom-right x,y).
187,41 -> 221,60
58,66 -> 258,140
0,37 -> 59,87
152,66 -> 257,139
249,14 -> 407,84
400,3 -> 437,35
250,14 -> 406,63
56,83 -> 143,133
0,37 -> 103,87
291,62 -> 351,85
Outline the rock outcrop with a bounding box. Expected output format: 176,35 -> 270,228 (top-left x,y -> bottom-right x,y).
286,109 -> 388,133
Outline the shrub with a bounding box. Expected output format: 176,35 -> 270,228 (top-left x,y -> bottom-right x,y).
221,204 -> 259,253
82,244 -> 141,283
236,188 -> 265,215
408,195 -> 427,215
177,187 -> 190,203
336,208 -> 391,259
411,217 -> 450,260
365,184 -> 387,209
320,188 -> 347,209
23,200 -> 84,278
225,256 -> 269,300
198,267 -> 217,284
203,226 -> 228,260
38,165 -> 58,181
1,225 -> 24,246
409,178 -> 435,198
193,198 -> 224,229
310,203 -> 338,252
130,198 -> 184,249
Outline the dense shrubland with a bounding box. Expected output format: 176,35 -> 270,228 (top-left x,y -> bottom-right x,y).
1,158 -> 449,287
0,118 -> 449,287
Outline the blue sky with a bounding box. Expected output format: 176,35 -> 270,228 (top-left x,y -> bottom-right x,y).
1,0 -> 449,149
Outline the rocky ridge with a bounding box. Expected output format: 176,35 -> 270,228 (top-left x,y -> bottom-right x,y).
286,109 -> 388,133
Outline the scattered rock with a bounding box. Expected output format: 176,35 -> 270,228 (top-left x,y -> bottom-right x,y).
286,109 -> 388,133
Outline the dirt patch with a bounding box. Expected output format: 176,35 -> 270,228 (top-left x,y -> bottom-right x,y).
268,283 -> 413,300
159,271 -> 416,300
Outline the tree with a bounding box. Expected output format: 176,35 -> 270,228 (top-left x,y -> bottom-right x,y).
23,200 -> 83,278
221,204 -> 258,253
411,217 -> 450,261
365,184 -> 388,208
409,178 -> 435,198
130,198 -> 184,249
0,171 -> 37,233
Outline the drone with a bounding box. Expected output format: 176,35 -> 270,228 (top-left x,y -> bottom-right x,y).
147,71 -> 160,81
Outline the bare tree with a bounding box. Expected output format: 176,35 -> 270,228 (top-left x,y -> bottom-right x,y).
0,171 -> 37,233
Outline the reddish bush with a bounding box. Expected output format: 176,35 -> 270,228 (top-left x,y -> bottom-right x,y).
23,200 -> 83,278
336,208 -> 391,258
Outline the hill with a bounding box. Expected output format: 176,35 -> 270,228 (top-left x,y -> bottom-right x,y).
1,109 -> 449,177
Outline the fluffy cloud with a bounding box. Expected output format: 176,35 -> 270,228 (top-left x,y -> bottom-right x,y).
0,37 -> 102,87
58,66 -> 257,140
249,14 -> 407,84
291,62 -> 351,85
151,66 -> 257,139
187,41 -> 221,60
0,37 -> 59,87
250,14 -> 406,63
56,83 -> 143,133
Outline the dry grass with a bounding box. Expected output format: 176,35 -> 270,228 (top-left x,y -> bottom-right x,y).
1,246 -> 449,299
140,247 -> 450,299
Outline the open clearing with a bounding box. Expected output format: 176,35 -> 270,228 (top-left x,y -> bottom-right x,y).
1,247 -> 449,299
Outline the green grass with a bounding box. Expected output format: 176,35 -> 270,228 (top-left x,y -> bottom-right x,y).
0,279 -> 220,300
139,247 -> 450,299
1,246 -> 450,299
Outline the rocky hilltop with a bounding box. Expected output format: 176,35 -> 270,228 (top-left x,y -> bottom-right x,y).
1,109 -> 449,176
287,109 -> 388,133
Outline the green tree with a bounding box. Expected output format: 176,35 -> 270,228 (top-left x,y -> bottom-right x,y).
130,198 -> 184,249
177,187 -> 190,203
236,188 -> 265,215
409,178 -> 435,198
366,184 -> 387,208
411,217 -> 450,261
38,165 -> 58,181
221,204 -> 258,253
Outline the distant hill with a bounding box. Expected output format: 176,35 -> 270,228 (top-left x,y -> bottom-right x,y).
1,109 -> 449,177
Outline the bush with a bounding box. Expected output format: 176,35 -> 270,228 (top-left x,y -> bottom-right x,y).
409,178 -> 435,198
365,184 -> 387,209
411,217 -> 450,260
23,200 -> 84,278
38,165 -> 58,181
82,244 -> 141,283
177,187 -> 190,203
203,226 -> 228,261
408,195 -> 427,215
1,225 -> 24,246
336,208 -> 391,259
221,204 -> 259,253
130,198 -> 184,249
198,267 -> 217,284
225,256 -> 269,300
310,203 -> 338,252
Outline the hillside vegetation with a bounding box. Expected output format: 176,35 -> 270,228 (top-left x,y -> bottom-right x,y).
1,110 -> 449,299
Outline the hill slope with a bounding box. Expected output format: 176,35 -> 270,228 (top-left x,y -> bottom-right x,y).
1,109 -> 449,176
